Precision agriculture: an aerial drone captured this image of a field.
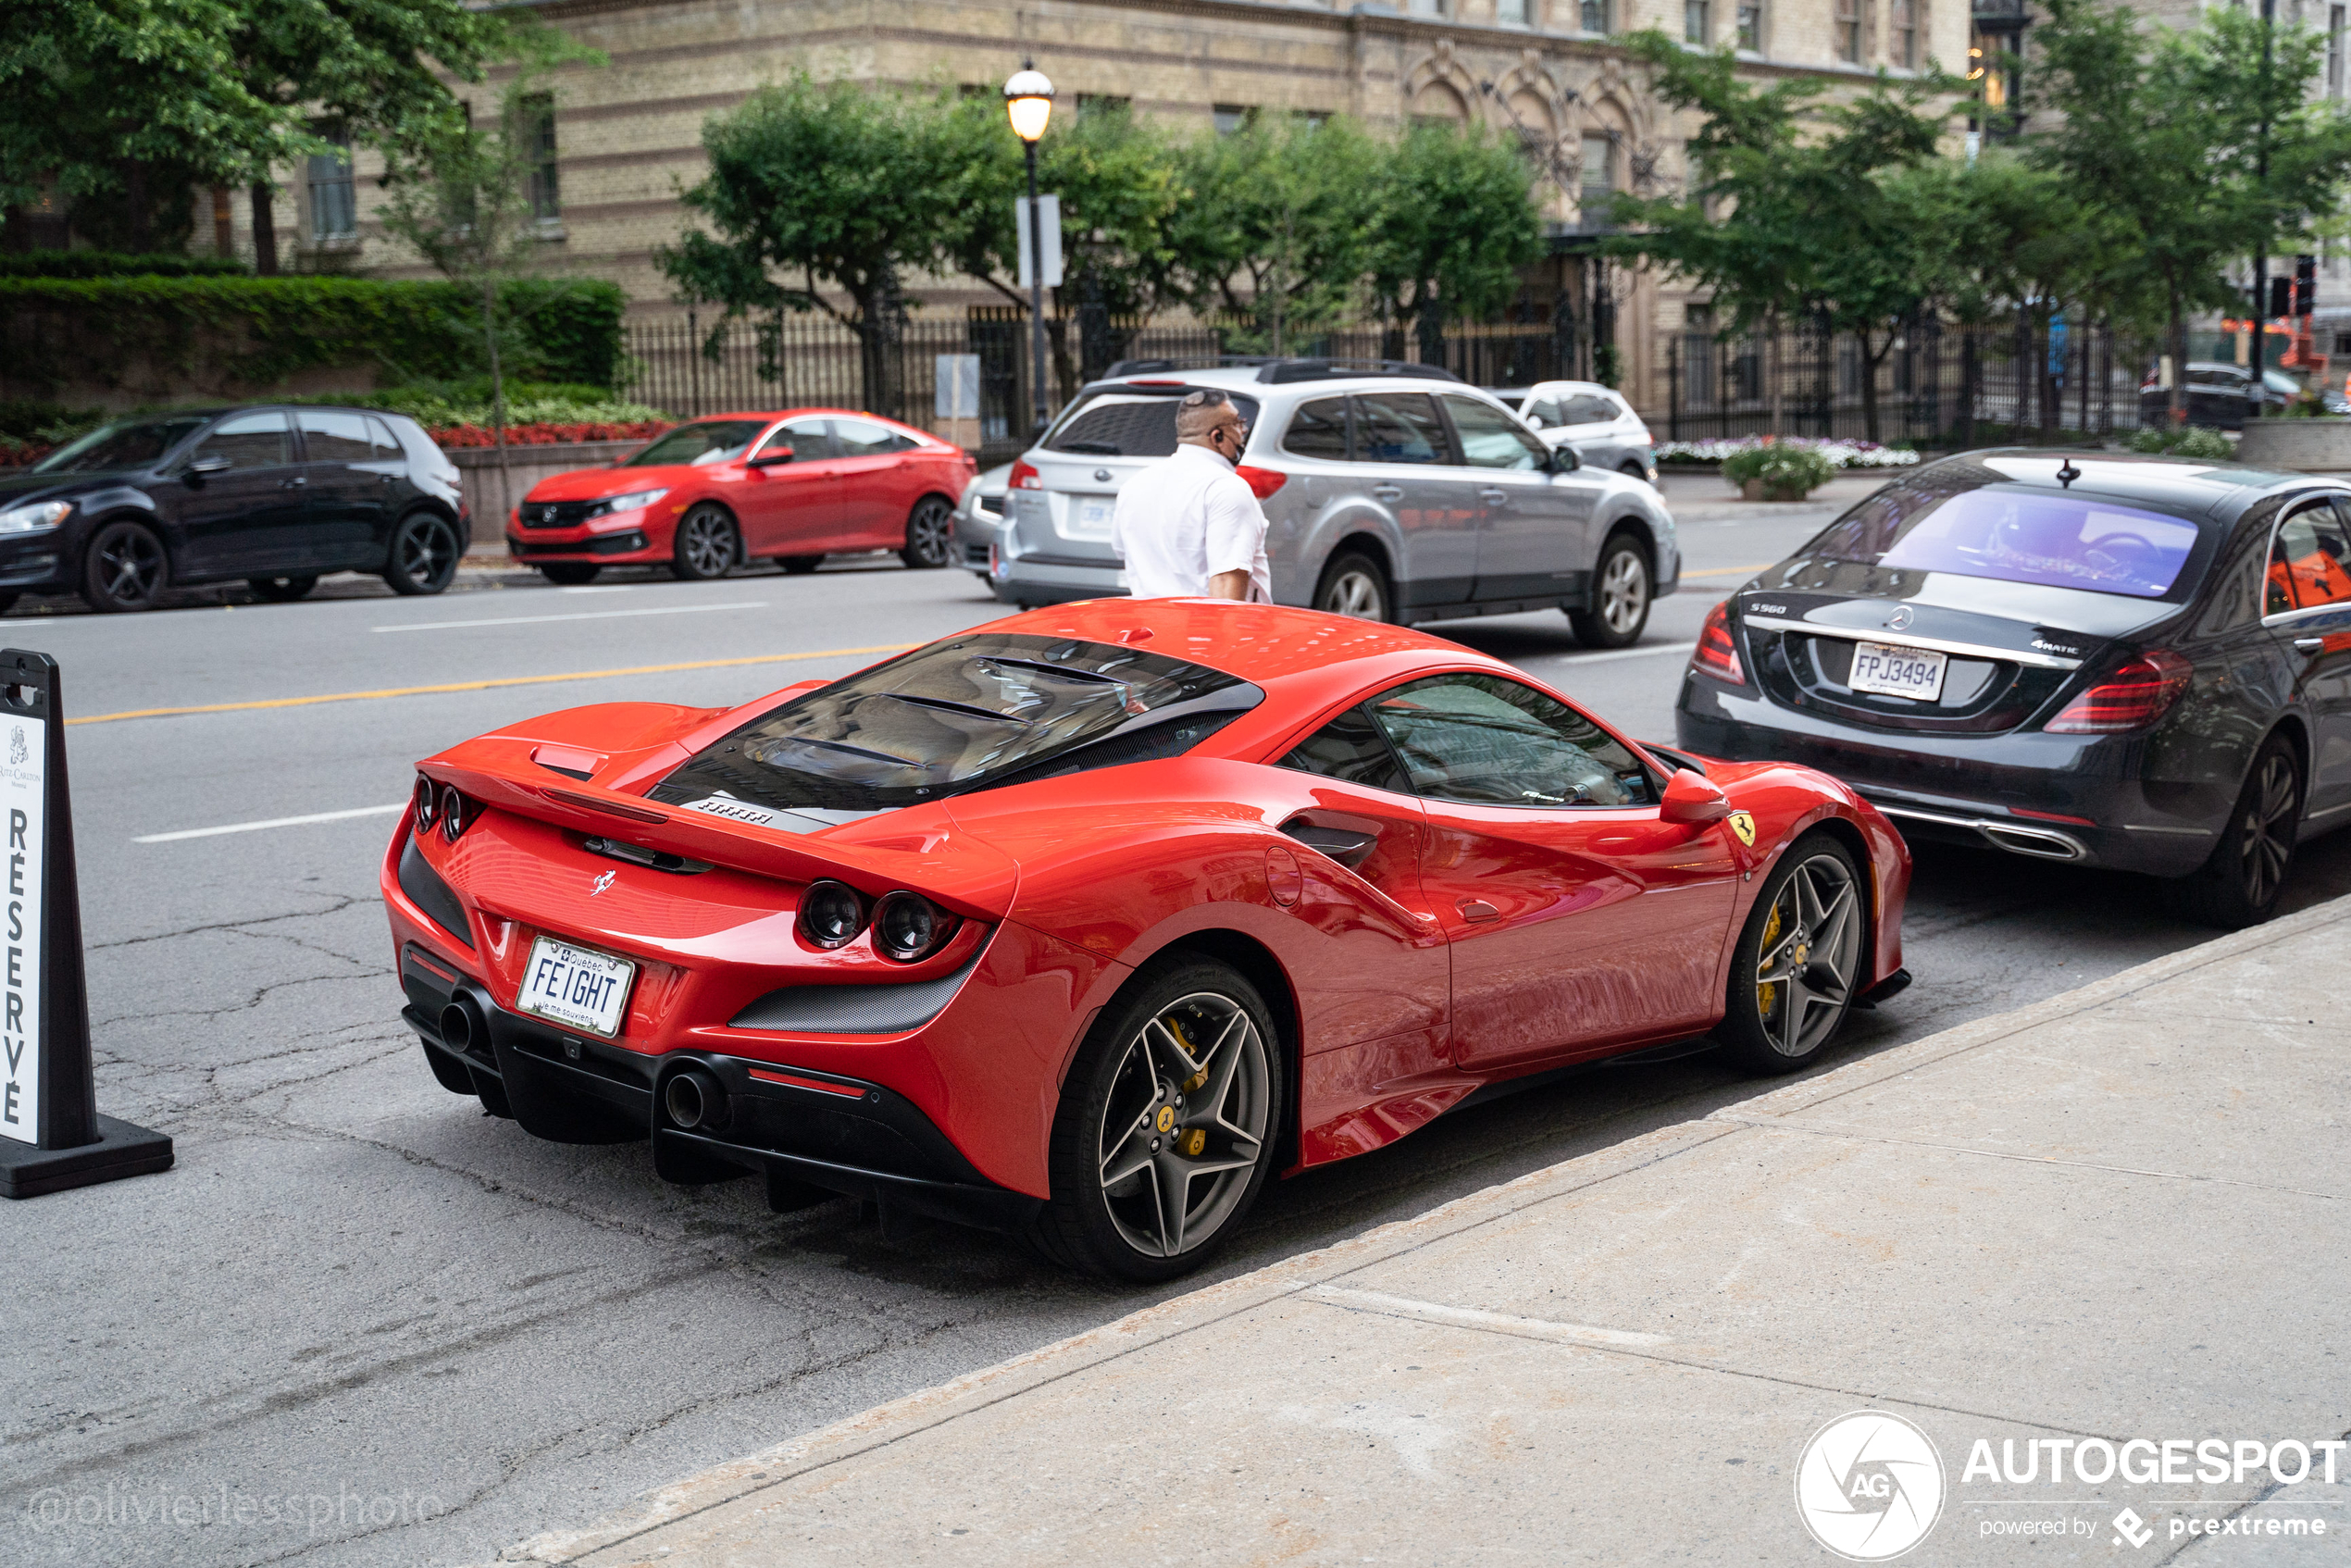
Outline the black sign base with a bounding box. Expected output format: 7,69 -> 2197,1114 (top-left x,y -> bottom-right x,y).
0,1114 -> 173,1200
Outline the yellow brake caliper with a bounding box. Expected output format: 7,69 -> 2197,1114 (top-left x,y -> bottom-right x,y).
1757,901 -> 1783,1022
1164,1017 -> 1209,1157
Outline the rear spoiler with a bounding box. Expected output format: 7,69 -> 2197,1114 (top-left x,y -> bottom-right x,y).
419,740 -> 1018,921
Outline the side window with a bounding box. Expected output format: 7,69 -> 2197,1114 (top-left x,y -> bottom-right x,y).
1283,396 -> 1350,461
1525,396 -> 1566,427
189,411 -> 293,470
1439,394 -> 1548,471
1353,392 -> 1449,465
294,409 -> 374,464
1277,705 -> 1410,794
2278,503 -> 2351,608
1562,393 -> 1619,426
833,417 -> 913,456
364,415 -> 404,460
758,419 -> 830,460
1367,673 -> 1656,808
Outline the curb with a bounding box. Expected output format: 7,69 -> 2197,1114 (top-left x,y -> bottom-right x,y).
502,890 -> 2351,1565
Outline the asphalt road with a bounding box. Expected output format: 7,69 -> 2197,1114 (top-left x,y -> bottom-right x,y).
10,483 -> 2349,1568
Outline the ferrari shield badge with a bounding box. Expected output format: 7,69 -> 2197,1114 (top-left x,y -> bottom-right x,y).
1727,810 -> 1757,848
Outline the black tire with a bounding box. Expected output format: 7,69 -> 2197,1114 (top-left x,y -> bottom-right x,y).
382,511 -> 460,596
1027,959 -> 1286,1281
672,504 -> 738,581
901,494 -> 955,569
778,554 -> 823,575
1713,833 -> 1867,1075
536,563 -> 602,586
82,520 -> 170,613
247,574 -> 317,603
1568,530 -> 1652,649
1313,549 -> 1392,622
2167,734 -> 2300,929
1620,461 -> 1650,482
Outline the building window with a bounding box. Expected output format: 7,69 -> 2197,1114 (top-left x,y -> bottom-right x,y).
1835,0 -> 1861,60
1737,0 -> 1763,48
1407,0 -> 1449,15
1076,93 -> 1133,116
521,93 -> 559,223
1498,0 -> 1530,22
2332,6 -> 2345,93
1891,0 -> 1915,65
306,124 -> 356,242
1581,134 -> 1615,210
1581,0 -> 1612,32
1686,0 -> 1711,42
1213,104 -> 1250,135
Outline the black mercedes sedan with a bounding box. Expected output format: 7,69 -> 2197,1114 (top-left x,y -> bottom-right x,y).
0,405 -> 469,613
1677,450 -> 2351,927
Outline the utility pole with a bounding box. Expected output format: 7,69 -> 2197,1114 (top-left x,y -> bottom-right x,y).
2251,0 -> 2276,418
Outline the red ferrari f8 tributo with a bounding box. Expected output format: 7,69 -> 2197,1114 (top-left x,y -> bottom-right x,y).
384,601 -> 1910,1277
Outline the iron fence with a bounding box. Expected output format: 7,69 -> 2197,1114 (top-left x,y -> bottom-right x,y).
1648,317 -> 2164,449
625,311 -> 1573,466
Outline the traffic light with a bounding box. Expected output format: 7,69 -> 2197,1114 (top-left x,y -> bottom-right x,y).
2295,254 -> 2318,317
2269,275 -> 2293,318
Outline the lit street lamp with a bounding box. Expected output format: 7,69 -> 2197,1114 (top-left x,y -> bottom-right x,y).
1004,64 -> 1055,435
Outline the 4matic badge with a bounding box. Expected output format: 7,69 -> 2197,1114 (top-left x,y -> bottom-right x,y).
1796,1411 -> 1946,1561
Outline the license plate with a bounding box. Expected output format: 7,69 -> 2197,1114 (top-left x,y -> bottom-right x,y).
1067,498 -> 1115,538
516,936 -> 636,1039
1848,640 -> 1947,702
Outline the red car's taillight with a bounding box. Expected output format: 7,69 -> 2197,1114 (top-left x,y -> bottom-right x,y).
1009,460 -> 1042,491
1234,465 -> 1287,501
2044,649 -> 2193,734
1691,601 -> 1745,685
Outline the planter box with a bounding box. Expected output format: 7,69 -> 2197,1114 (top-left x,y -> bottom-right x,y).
1740,478 -> 1818,503
443,440 -> 643,543
2233,417 -> 2351,473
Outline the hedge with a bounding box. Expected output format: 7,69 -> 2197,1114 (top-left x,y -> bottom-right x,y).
0,276 -> 628,397
0,252 -> 252,280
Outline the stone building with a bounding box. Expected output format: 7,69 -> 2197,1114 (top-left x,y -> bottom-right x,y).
202,0 -> 1970,414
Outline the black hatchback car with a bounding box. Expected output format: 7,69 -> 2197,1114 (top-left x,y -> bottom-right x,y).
1677,450 -> 2351,927
0,405 -> 469,613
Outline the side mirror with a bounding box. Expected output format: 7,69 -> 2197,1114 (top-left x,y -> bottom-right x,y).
749,447 -> 794,467
1524,412 -> 1546,429
1549,443 -> 1580,474
1659,767 -> 1732,826
185,454 -> 230,479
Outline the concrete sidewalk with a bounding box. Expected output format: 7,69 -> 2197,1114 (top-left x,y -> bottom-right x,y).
507,896 -> 2351,1567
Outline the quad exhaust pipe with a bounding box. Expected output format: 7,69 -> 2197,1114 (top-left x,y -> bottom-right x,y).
1875,804 -> 2087,863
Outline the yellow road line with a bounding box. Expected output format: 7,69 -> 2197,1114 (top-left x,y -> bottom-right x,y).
1679,562 -> 1776,579
68,643 -> 914,727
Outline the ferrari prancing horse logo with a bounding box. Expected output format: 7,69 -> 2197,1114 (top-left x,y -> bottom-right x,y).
591,870 -> 616,896
1727,811 -> 1757,848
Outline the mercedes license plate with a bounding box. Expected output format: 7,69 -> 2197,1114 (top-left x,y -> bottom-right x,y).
517,936 -> 636,1039
1068,498 -> 1115,538
1848,640 -> 1947,702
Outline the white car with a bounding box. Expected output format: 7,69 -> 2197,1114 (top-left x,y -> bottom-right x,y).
1493,381 -> 1658,484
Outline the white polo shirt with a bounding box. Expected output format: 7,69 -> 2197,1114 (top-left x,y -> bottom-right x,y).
1110,443 -> 1273,602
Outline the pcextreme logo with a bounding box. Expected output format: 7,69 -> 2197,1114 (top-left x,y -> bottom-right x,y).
1796,1411 -> 1947,1561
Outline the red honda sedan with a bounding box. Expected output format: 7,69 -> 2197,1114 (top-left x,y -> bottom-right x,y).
506,409 -> 976,585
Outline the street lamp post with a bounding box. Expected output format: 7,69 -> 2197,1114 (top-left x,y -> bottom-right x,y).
2250,0 -> 2275,419
1004,65 -> 1056,437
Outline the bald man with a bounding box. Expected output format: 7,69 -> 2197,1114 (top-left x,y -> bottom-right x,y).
1110,389 -> 1272,603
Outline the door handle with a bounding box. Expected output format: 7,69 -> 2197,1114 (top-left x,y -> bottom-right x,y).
1456,898 -> 1499,921
2294,636 -> 2326,654
280,476 -> 306,489
1371,484 -> 1405,503
1280,819 -> 1379,870
1478,489 -> 1508,504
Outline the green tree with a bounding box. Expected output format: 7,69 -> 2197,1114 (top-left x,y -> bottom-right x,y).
378,28 -> 603,522
658,77 -> 984,417
1364,120 -> 1545,364
1163,114 -> 1382,352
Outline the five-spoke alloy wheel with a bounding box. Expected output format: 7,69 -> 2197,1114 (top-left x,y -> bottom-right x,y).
2171,733 -> 2300,929
1032,961 -> 1283,1280
1716,834 -> 1864,1073
83,520 -> 169,613
1314,550 -> 1391,622
382,512 -> 459,596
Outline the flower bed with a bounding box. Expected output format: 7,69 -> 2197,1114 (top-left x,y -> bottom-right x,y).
1655,436 -> 1921,470
429,419 -> 671,448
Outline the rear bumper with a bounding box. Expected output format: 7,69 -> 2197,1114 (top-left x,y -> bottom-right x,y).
398,947 -> 1039,1232
993,551 -> 1126,604
1674,675 -> 2229,877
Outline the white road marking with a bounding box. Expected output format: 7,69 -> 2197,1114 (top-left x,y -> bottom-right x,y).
1545,640 -> 1696,666
134,803 -> 407,843
373,601 -> 769,633
1310,1286 -> 1671,1348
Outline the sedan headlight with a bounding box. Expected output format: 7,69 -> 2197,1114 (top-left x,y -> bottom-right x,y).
0,501 -> 71,534
592,488 -> 668,517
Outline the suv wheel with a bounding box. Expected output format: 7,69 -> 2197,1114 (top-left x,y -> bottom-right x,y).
1568,532 -> 1651,649
1314,551 -> 1391,622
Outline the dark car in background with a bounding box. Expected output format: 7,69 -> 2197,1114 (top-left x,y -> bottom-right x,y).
1677,450 -> 2351,928
0,406 -> 468,612
2137,363 -> 2298,429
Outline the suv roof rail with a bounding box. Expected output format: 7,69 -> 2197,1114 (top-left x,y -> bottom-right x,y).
1101,355 -> 1279,378
1253,358 -> 1464,385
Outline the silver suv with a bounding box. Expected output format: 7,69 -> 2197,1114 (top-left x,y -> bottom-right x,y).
989,360 -> 1678,645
